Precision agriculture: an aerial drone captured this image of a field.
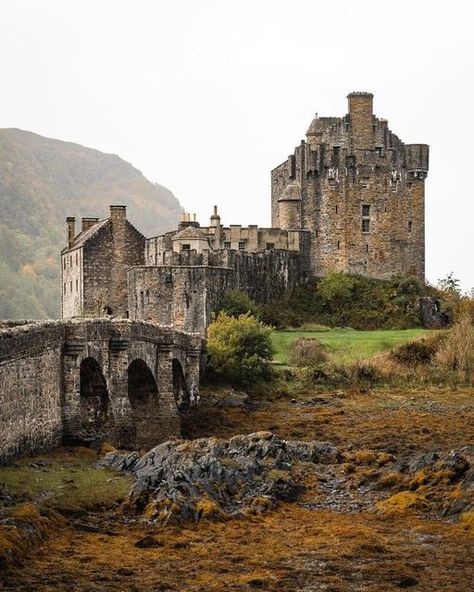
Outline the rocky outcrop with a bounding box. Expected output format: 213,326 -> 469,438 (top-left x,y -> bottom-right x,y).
98,432 -> 340,524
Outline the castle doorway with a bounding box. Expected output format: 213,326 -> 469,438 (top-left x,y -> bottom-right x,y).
127,359 -> 160,449
79,357 -> 111,445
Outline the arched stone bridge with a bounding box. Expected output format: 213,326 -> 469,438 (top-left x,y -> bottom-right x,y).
0,319 -> 204,464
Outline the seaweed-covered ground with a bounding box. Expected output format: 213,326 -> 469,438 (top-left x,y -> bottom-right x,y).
1,387 -> 473,591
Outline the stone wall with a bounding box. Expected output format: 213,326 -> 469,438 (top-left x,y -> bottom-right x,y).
0,319 -> 204,464
0,321 -> 67,463
128,247 -> 309,336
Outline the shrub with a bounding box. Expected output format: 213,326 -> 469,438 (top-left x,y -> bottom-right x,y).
215,289 -> 259,318
390,335 -> 441,367
435,315 -> 474,383
287,337 -> 328,368
206,312 -> 274,385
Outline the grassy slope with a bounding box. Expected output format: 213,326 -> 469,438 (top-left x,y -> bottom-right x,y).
271,327 -> 435,364
0,128 -> 182,318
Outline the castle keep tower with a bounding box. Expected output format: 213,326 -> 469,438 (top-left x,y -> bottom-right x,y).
271,92 -> 429,280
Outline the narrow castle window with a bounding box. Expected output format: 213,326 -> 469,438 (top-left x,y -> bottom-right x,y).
335,205 -> 338,214
75,252 -> 78,265
375,146 -> 383,157
238,242 -> 246,251
224,241 -> 231,249
362,205 -> 371,217
69,255 -> 72,267
70,281 -> 73,293
408,221 -> 413,233
75,279 -> 78,291
63,258 -> 66,270
337,241 -> 340,250
362,219 -> 370,233
366,244 -> 369,253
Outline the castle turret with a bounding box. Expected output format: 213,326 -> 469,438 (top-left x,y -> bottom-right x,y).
277,182 -> 302,229
209,205 -> 223,248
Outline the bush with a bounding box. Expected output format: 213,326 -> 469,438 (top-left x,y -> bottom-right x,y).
390,335 -> 442,367
287,337 -> 328,368
206,312 -> 274,385
258,273 -> 426,330
215,289 -> 259,319
435,315 -> 474,383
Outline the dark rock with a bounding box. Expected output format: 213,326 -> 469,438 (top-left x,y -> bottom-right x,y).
117,567 -> 135,576
397,576 -> 419,588
440,452 -> 469,480
134,535 -> 162,548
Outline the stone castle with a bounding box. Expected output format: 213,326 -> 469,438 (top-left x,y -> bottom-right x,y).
0,91 -> 430,463
61,92 -> 429,336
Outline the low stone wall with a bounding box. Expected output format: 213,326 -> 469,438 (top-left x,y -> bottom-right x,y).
0,321 -> 67,463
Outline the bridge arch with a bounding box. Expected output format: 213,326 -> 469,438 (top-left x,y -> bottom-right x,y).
78,356 -> 112,445
127,358 -> 160,449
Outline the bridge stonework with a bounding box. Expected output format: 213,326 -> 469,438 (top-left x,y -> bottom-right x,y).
0,319 -> 204,464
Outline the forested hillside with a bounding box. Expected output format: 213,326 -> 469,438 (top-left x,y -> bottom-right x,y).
0,129 -> 181,318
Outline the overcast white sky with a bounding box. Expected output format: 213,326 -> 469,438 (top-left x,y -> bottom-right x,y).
1,0 -> 473,289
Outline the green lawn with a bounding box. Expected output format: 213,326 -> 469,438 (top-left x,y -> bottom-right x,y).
271,327 -> 437,364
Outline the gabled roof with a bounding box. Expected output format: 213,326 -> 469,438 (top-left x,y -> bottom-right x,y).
172,226 -> 209,241
62,219 -> 109,253
306,116 -> 340,137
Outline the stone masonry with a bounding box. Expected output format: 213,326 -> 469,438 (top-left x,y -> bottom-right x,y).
271,92 -> 428,280
61,92 -> 428,336
0,319 -> 204,464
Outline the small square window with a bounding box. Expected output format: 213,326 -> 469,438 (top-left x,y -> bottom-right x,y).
224,241 -> 231,249
181,243 -> 191,251
362,205 -> 371,217
362,219 -> 370,233
238,242 -> 246,251
266,242 -> 275,250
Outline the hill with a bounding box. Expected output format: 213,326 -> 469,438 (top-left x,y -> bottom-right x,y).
0,128 -> 182,319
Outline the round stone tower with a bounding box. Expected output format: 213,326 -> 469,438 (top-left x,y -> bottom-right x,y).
277,181 -> 302,229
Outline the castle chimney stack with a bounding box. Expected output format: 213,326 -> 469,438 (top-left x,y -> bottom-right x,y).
347,92 -> 374,149
66,217 -> 75,248
81,217 -> 100,232
110,205 -> 127,222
